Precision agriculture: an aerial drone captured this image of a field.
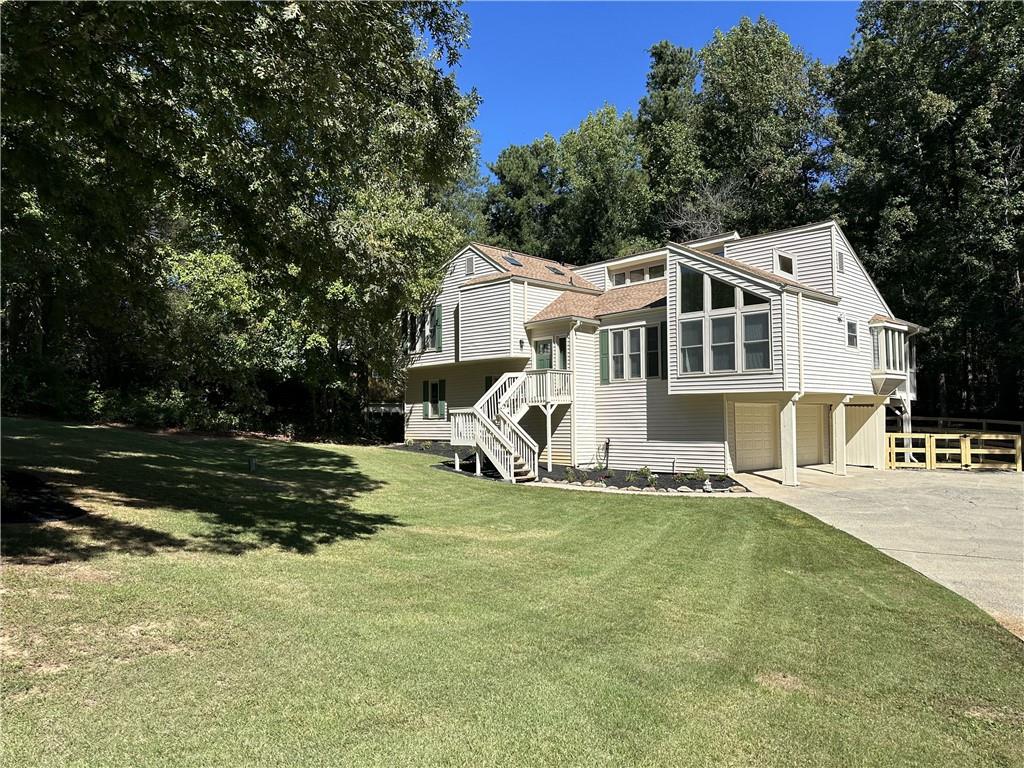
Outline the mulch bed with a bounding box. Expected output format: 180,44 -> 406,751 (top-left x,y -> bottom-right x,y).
394,441 -> 746,492
1,468 -> 88,524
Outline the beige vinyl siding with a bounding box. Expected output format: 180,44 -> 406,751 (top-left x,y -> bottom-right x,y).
833,234 -> 892,318
409,247 -> 502,369
572,262 -> 607,291
596,382 -> 727,473
799,294 -> 875,395
524,284 -> 563,320
666,249 -> 785,394
459,281 -> 515,361
723,223 -> 835,295
404,360 -> 526,442
510,282 -> 526,356
572,326 -> 599,465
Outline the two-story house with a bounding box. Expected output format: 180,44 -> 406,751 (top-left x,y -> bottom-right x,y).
403,220 -> 922,486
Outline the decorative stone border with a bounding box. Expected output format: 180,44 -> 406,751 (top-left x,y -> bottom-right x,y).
524,478 -> 757,497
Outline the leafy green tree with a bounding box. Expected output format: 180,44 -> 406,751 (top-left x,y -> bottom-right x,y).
483,136 -> 565,258
557,105 -> 654,261
699,16 -> 830,233
636,42 -> 707,239
832,1 -> 1024,416
2,1 -> 477,432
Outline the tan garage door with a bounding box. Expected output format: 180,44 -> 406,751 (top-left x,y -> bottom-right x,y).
846,404 -> 881,467
734,402 -> 778,471
797,404 -> 827,466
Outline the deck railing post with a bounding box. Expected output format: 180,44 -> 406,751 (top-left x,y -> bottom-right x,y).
960,434 -> 972,470
1015,436 -> 1022,472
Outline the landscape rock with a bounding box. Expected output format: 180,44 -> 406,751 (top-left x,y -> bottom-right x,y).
570,481 -> 583,486
678,486 -> 694,493
594,481 -> 606,488
626,485 -> 641,492
729,485 -> 747,493
666,487 -> 678,493
642,486 -> 657,493
582,480 -> 595,487
540,477 -> 554,484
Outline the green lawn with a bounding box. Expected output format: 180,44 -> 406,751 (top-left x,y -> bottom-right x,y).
2,417 -> 1022,767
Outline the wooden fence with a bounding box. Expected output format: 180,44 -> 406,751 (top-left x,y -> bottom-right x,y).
885,414 -> 1024,435
886,433 -> 1022,472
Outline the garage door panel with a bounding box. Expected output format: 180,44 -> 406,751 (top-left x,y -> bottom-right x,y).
796,404 -> 825,466
734,403 -> 777,471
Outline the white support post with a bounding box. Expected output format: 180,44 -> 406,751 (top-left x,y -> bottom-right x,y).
543,403 -> 555,472
831,398 -> 848,477
454,452 -> 461,472
781,398 -> 799,487
474,450 -> 482,477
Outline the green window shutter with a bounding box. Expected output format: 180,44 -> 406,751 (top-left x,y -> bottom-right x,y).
433,305 -> 442,352
438,380 -> 447,419
422,380 -> 429,418
599,329 -> 609,385
660,321 -> 668,379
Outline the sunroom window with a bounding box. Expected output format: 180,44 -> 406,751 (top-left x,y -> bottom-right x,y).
678,320 -> 703,373
711,277 -> 735,310
679,266 -> 703,313
743,312 -> 771,370
710,317 -> 736,371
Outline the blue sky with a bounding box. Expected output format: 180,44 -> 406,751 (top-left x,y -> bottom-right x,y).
454,1 -> 860,172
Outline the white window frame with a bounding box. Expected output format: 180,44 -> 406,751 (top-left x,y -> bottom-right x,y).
609,261 -> 667,288
645,324 -> 660,378
465,252 -> 475,276
607,324 -> 649,382
677,318 -> 704,375
846,319 -> 858,348
709,315 -> 737,373
773,248 -> 797,278
741,309 -> 772,371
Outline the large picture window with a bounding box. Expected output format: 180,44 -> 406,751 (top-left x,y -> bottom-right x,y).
675,265 -> 774,376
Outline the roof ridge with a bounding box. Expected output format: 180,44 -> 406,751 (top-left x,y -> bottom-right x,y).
469,241 -> 579,269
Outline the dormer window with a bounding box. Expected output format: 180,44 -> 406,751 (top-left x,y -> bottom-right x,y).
465,252 -> 475,275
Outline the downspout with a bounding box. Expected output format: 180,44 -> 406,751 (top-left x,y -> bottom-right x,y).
569,318 -> 582,467
796,291 -> 805,400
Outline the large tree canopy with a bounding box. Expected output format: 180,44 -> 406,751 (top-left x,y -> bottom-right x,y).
832,0 -> 1024,416
2,1 -> 478,434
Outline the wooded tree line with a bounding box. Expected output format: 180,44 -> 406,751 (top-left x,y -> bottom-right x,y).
479,3 -> 1023,419
2,2 -> 1021,437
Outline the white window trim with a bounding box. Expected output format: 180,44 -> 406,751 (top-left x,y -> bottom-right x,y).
741,309 -> 772,372
846,319 -> 858,348
773,248 -> 798,278
609,261 -> 667,288
606,322 -> 653,382
709,315 -> 738,373
675,265 -> 775,377
465,252 -> 475,276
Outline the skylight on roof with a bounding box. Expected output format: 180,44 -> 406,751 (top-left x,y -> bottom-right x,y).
546,265 -> 565,276
502,253 -> 523,267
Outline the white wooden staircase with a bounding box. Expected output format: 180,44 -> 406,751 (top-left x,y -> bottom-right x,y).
450,370 -> 572,483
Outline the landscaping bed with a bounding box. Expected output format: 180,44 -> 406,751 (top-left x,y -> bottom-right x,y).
536,463 -> 745,492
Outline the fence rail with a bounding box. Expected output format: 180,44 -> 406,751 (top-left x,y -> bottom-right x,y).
886,432 -> 1022,472
885,414 -> 1024,436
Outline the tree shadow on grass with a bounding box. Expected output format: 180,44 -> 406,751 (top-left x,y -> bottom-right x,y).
1,420 -> 395,564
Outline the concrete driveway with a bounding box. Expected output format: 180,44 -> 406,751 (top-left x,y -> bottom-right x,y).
739,465 -> 1024,637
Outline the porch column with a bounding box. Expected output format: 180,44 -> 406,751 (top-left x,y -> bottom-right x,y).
781,398 -> 799,487
475,450 -> 482,477
542,403 -> 555,472
831,398 -> 848,477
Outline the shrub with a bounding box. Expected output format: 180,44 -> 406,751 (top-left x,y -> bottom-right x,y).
565,466 -> 589,483
626,466 -> 658,487
672,472 -> 689,485
688,467 -> 708,483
